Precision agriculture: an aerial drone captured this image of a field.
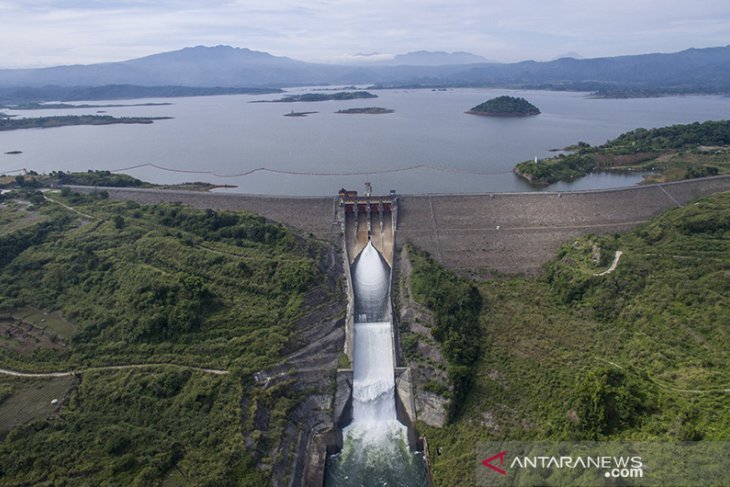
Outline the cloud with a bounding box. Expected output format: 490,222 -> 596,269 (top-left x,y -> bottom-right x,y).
0,0 -> 729,68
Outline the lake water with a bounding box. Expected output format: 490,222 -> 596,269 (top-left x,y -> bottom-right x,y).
2,88 -> 730,196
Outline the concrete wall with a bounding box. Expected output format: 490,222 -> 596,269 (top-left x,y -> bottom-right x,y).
396,176 -> 730,276
394,367 -> 419,449
74,175 -> 730,277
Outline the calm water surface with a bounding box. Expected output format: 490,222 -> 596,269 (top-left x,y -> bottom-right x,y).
1,88 -> 729,195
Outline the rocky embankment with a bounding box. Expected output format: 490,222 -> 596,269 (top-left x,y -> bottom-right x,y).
240,241 -> 347,486
396,245 -> 450,427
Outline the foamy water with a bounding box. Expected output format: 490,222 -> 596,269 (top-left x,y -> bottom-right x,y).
325,242 -> 428,486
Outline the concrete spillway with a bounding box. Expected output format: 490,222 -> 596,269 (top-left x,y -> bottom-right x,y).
326,241 -> 428,486
352,242 -> 391,323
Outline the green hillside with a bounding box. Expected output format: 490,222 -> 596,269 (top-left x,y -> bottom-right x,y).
0,188 -> 339,486
411,191 -> 730,486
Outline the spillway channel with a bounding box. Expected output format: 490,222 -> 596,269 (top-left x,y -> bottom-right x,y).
325,241 -> 428,486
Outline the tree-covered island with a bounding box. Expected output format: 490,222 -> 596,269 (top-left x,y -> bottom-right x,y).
0,115 -> 171,132
514,120 -> 730,185
466,95 -> 540,116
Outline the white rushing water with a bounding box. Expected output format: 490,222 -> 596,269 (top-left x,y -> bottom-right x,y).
325,242 -> 428,486
351,242 -> 390,323
350,242 -> 400,441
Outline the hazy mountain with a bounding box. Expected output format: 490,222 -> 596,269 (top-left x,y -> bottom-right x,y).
0,45 -> 340,88
1,44 -> 729,100
384,50 -> 492,65
551,51 -> 584,60
448,45 -> 730,93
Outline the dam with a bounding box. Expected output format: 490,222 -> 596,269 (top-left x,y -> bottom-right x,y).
68,174 -> 730,485
325,189 -> 428,486
67,174 -> 730,277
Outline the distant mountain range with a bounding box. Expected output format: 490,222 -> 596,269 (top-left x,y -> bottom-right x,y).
1,44 -> 729,103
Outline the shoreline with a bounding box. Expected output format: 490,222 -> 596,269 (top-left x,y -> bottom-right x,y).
465,110 -> 539,117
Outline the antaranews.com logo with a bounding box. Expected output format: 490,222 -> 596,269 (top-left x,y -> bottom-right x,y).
476,441 -> 730,486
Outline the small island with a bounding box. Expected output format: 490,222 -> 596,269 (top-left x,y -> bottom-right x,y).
284,111 -> 318,117
254,91 -> 378,103
335,107 -> 394,114
0,115 -> 172,132
466,96 -> 540,117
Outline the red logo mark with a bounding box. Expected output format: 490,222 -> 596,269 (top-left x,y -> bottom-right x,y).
482,451 -> 507,475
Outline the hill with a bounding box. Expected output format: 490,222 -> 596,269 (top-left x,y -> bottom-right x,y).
408,191 -> 730,486
0,188 -> 345,485
0,45 -> 730,100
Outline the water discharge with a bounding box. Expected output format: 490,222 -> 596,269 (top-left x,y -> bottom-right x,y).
326,242 -> 428,486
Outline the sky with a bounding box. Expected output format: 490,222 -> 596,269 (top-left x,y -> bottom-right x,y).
1,0 -> 729,68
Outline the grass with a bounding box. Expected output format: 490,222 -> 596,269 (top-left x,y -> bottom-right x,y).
0,200 -> 43,236
0,376 -> 74,437
11,307 -> 75,339
415,191 -> 730,486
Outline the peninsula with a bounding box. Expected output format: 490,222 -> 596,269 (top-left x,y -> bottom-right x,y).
514,120 -> 730,185
466,95 -> 540,116
0,170 -> 229,192
0,115 -> 172,131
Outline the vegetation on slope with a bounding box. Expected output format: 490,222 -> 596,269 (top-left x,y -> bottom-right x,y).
0,190 -> 320,371
0,189 -> 335,485
0,371 -> 265,486
405,244 -> 483,419
515,120 -> 730,185
418,191 -> 730,486
467,96 -> 540,116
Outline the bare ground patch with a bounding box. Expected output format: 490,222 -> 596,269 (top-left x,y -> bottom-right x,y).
0,319 -> 67,353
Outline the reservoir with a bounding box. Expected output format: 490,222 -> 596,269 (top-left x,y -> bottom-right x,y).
2,88 -> 730,195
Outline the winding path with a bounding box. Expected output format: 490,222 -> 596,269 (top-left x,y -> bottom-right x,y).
595,250 -> 623,276
0,363 -> 228,378
594,358 -> 730,394
43,194 -> 95,220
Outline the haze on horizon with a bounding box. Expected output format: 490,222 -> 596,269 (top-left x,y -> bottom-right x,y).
1,0 -> 729,69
